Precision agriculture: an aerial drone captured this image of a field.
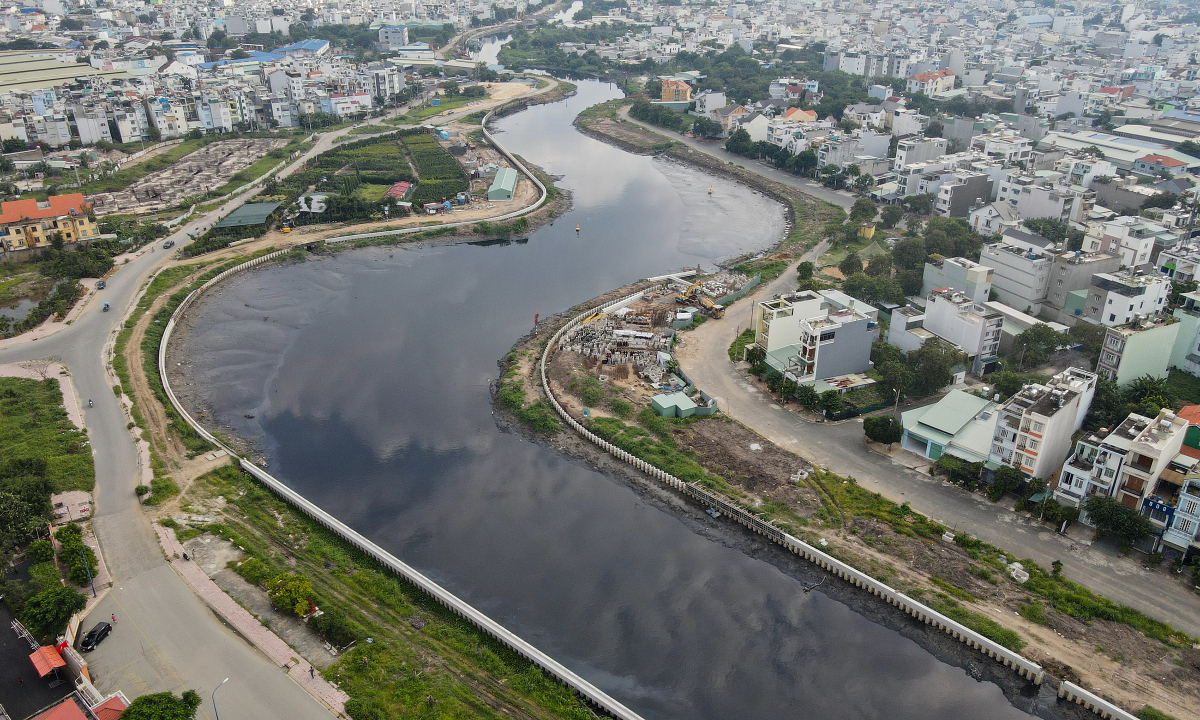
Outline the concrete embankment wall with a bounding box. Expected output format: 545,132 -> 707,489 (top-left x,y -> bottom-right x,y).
540,292 -> 1053,682
157,252 -> 645,720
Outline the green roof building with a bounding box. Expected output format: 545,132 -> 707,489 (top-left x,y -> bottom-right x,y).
488,167 -> 517,201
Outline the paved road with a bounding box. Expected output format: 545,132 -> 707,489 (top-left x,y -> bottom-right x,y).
674,245 -> 1200,639
0,143 -> 341,719
616,107 -> 858,211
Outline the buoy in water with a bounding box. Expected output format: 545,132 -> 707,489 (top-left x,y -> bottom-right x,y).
708,187 -> 713,195
576,224 -> 581,232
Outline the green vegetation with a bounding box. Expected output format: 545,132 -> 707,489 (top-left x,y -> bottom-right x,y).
192,463 -> 595,719
211,139 -> 312,195
498,24 -> 637,73
76,137 -> 215,195
17,585 -> 87,641
1137,706 -> 1179,720
401,133 -> 470,204
1165,368 -> 1200,406
54,522 -> 98,586
496,357 -> 560,435
928,594 -> 1025,651
728,327 -> 756,361
121,690 -> 202,720
1018,601 -> 1049,626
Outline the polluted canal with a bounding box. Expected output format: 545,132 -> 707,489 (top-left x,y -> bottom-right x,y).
172,81 -> 1054,720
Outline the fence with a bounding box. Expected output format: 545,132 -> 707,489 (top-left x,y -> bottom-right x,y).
156,252 -> 646,720
539,293 -> 1046,686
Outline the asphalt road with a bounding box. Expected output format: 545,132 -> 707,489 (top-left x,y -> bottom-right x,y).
0,143 -> 338,720
674,244 -> 1200,639
616,107 -> 858,211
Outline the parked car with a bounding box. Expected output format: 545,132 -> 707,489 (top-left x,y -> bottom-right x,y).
162,240 -> 175,249
80,621 -> 111,652
96,280 -> 106,289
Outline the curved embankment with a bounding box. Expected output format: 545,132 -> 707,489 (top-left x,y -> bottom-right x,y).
535,288 -> 1142,720
156,149 -> 645,720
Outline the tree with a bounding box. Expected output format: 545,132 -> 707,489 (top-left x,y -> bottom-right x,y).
879,204 -> 904,230
121,690 -> 202,720
891,236 -> 927,270
230,48 -> 250,59
924,120 -> 943,138
1141,192 -> 1181,211
990,370 -> 1027,400
692,116 -> 722,139
843,273 -> 905,304
268,573 -> 313,617
875,361 -> 913,402
1175,139 -> 1200,159
1083,377 -> 1126,431
724,128 -> 753,156
903,193 -> 935,215
442,80 -> 460,97
838,251 -> 863,277
854,174 -> 874,193
3,137 -> 27,153
794,149 -> 818,177
1012,323 -> 1063,370
796,261 -> 814,280
1168,278 -> 1198,309
865,253 -> 892,277
863,415 -> 902,445
819,389 -> 843,416
19,586 -> 86,640
849,197 -> 877,223
744,345 -> 766,366
1067,322 -> 1106,363
795,384 -> 819,408
989,465 -> 1025,500
907,338 -> 962,396
1081,495 -> 1153,546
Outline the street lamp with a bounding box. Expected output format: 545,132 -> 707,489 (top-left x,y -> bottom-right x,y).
212,678 -> 229,720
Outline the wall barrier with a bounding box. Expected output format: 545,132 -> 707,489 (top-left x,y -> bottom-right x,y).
156,253 -> 645,720
539,293 -> 1048,688
1057,683 -> 1139,720
321,99 -> 549,246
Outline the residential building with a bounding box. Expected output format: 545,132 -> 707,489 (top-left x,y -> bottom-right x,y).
922,289 -> 1003,375
0,194 -> 98,254
1097,316 -> 1181,387
900,389 -> 998,463
1161,473 -> 1200,558
969,202 -> 1021,235
1169,290 -> 1200,378
979,241 -> 1054,313
907,69 -> 955,95
816,129 -> 890,169
1056,416 -> 1142,507
1081,271 -> 1171,326
970,131 -> 1034,164
750,290 -> 874,385
1112,409 -> 1190,550
921,256 -> 993,305
988,368 -> 1098,480
694,90 -> 726,116
886,305 -> 932,354
1048,250 -> 1123,318
378,26 -> 409,48
1159,243 -> 1200,283
1100,216 -> 1177,268
894,136 -> 948,169
661,79 -> 692,102
1134,153 -> 1189,177
934,171 -> 993,218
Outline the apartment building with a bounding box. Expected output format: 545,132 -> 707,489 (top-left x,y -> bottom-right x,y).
1049,250 -> 1123,318
923,289 -> 1003,374
1097,316 -> 1180,387
1157,242 -> 1200,283
0,194 -> 98,254
906,69 -> 955,95
1161,473 -> 1200,558
894,137 -> 948,169
1171,290 -> 1200,378
935,171 -> 993,218
1112,410 -> 1190,550
887,306 -> 932,354
751,290 -> 874,385
1100,216 -> 1177,268
989,368 -> 1098,480
1055,415 -> 1143,508
1081,271 -> 1171,327
994,171 -> 1096,224
970,131 -> 1034,164
921,256 -> 993,305
979,241 -> 1053,312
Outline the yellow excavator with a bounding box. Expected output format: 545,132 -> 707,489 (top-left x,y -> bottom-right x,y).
676,280 -> 725,319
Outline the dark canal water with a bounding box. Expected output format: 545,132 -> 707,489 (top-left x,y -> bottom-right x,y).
177,81 -> 1035,720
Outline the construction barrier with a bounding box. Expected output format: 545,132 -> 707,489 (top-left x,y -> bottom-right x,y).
157,252 -> 646,720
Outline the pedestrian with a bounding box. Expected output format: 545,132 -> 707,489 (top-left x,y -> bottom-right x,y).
111,613 -> 117,624
17,678 -> 23,686
309,667 -> 315,679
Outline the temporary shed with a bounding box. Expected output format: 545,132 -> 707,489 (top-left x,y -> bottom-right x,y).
214,202 -> 281,229
488,167 -> 518,201
651,391 -> 698,418
28,646 -> 65,677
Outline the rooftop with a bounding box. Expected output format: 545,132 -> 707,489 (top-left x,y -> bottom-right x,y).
0,193 -> 89,224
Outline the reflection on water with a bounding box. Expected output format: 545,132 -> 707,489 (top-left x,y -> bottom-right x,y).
179,81 -> 1035,720
471,34 -> 511,66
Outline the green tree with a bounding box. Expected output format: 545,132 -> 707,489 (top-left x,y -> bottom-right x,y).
989,370 -> 1027,400
1141,192 -> 1181,210
819,389 -> 843,416
795,384 -> 819,408
121,690 -> 203,720
904,193 -> 935,215
1168,278 -> 1198,309
865,253 -> 892,277
794,149 -> 818,176
989,465 -> 1025,500
907,338 -> 962,396
1081,495 -> 1153,546
692,116 -> 722,138
796,261 -> 814,280
19,586 -> 86,640
268,573 -> 313,617
724,127 -> 753,155
1067,322 -> 1106,363
863,415 -> 902,445
1012,323 -> 1063,370
891,236 -> 927,269
1083,377 -> 1126,431
924,120 -> 943,138
849,197 -> 877,223
744,345 -> 766,366
838,251 -> 863,277
879,204 -> 904,229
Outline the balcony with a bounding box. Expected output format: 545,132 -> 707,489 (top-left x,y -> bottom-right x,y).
1121,474 -> 1146,494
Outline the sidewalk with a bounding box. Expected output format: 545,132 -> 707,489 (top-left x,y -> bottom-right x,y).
155,525 -> 349,717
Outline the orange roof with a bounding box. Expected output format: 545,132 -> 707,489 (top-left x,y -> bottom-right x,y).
29,699 -> 88,720
662,79 -> 690,89
29,645 -> 66,678
92,695 -> 129,720
911,69 -> 954,82
0,194 -> 89,225
1177,405 -> 1200,426
1140,154 -> 1186,167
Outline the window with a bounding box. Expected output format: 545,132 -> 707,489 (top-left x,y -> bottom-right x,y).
1179,519 -> 1194,534
1105,468 -> 1115,477
1028,439 -> 1039,451
819,331 -> 835,343
1109,313 -> 1116,322
1032,422 -> 1044,433
1184,499 -> 1198,516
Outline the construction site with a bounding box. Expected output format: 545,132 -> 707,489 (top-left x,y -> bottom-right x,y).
87,138 -> 289,215
545,272 -> 754,420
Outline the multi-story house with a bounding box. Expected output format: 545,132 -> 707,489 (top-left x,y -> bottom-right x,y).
0,194 -> 98,254
906,69 -> 955,95
921,256 -> 993,305
934,171 -> 993,218
751,290 -> 875,385
894,136 -> 948,169
970,131 -> 1033,164
1055,415 -> 1143,507
1097,316 -> 1180,386
988,368 -> 1098,480
1100,216 -> 1177,269
922,289 -> 1003,374
979,241 -> 1054,313
1082,271 -> 1171,327
1049,249 -> 1123,318
1161,473 -> 1200,558
1111,409 -> 1190,548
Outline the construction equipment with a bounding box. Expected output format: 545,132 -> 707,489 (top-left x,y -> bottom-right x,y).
675,280 -> 724,318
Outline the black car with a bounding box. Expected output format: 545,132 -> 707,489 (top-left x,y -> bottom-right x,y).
163,240 -> 175,249
80,621 -> 111,652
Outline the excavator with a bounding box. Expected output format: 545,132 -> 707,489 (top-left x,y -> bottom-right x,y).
675,280 -> 725,319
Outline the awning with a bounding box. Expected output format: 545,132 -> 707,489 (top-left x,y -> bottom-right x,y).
29,646 -> 66,677
1028,491 -> 1050,503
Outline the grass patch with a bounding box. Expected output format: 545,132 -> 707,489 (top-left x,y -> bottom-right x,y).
191,463 -> 594,720
728,328 -> 756,362
0,376 -> 95,492
930,576 -> 976,602
1137,706 -> 1179,720
1166,368 -> 1200,407
734,258 -> 788,281
1018,601 -> 1049,626
142,476 -> 179,506
930,595 -> 1025,651
496,366 -> 560,435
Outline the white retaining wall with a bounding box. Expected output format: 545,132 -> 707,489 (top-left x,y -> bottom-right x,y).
157,252 -> 645,720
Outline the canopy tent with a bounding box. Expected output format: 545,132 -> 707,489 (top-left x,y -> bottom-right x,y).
29,646 -> 66,678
